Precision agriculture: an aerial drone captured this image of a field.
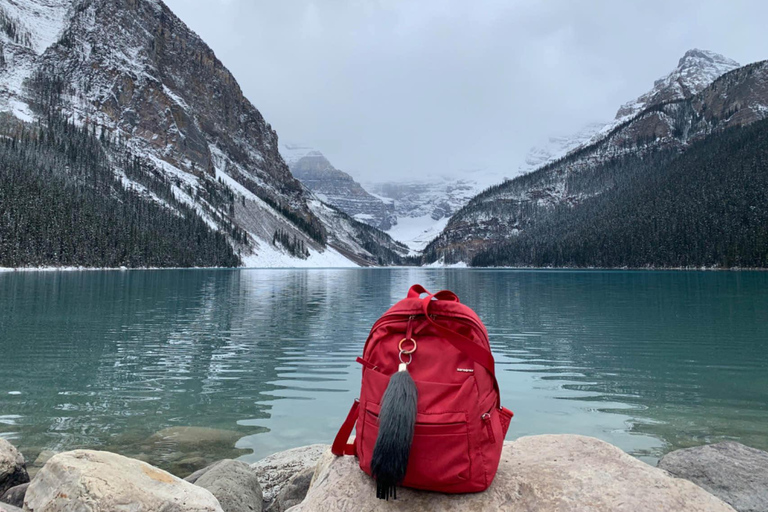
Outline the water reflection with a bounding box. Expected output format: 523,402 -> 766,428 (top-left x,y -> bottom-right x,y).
1,269 -> 767,473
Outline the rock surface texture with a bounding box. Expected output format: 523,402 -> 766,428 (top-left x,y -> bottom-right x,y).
0,440 -> 28,497
658,441 -> 768,512
24,450 -> 223,512
288,435 -> 737,512
266,467 -> 314,512
251,444 -> 329,511
184,459 -> 262,512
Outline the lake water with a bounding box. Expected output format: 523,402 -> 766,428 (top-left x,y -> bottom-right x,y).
1,269 -> 767,474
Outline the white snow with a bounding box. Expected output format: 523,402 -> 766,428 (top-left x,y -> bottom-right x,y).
241,240 -> 358,268
386,214 -> 450,254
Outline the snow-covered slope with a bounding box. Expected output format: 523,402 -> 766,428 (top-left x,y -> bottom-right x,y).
366,178 -> 483,252
0,0 -> 71,120
0,0 -> 403,267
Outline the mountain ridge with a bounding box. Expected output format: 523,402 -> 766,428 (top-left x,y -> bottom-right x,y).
424,50 -> 768,265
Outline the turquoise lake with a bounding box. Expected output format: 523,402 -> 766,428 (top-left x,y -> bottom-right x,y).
1,269 -> 767,474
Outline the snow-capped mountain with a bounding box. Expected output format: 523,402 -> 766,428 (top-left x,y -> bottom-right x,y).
517,50 -> 740,178
366,178 -> 484,252
424,50 -> 768,265
0,0 -> 407,267
279,143 -> 396,230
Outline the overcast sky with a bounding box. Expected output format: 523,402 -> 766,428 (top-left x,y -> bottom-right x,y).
164,0 -> 768,183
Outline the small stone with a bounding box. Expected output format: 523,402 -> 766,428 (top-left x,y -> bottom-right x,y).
0,482 -> 28,508
658,441 -> 768,512
266,467 -> 314,512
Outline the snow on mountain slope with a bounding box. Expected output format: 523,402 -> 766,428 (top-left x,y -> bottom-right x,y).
366,178 -> 483,252
517,50 -> 740,178
519,122 -> 607,175
0,0 -> 71,120
0,0 -> 403,267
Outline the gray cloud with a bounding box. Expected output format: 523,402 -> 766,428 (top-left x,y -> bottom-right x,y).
163,0 -> 768,183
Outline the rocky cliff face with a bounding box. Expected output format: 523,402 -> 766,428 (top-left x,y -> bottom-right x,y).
425,51 -> 768,264
1,0 -> 404,266
282,146 -> 396,231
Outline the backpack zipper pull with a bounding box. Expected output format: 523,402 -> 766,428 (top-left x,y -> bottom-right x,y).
482,412 -> 495,443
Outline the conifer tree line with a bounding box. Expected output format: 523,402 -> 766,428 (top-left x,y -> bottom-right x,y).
469,119 -> 768,268
0,113 -> 240,268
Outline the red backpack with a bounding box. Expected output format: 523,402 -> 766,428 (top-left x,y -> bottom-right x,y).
332,285 -> 513,497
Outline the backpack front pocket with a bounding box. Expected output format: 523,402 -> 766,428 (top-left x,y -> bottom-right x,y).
361,402 -> 471,491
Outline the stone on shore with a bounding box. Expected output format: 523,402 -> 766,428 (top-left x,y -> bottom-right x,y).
0,439 -> 29,497
251,444 -> 329,511
266,467 -> 314,512
658,441 -> 768,512
288,435 -> 737,512
0,482 -> 28,508
24,450 -> 224,512
185,459 -> 262,512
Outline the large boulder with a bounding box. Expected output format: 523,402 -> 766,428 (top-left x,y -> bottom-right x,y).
1,482 -> 28,508
288,435 -> 736,512
658,441 -> 768,512
251,444 -> 329,511
185,460 -> 262,512
24,450 -> 224,512
0,440 -> 29,497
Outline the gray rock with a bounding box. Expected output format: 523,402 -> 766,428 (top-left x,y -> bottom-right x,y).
266,467 -> 314,512
288,435 -> 736,512
0,482 -> 28,508
0,439 -> 29,497
0,502 -> 23,512
24,450 -> 223,511
251,444 -> 329,511
188,460 -> 262,512
658,441 -> 768,512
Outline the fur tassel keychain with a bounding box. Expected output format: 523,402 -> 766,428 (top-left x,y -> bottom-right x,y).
370,341 -> 418,500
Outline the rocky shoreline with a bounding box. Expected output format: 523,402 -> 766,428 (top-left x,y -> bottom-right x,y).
2,435 -> 766,512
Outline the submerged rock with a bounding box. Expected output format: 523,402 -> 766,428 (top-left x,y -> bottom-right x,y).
141,427 -> 251,477
27,452 -> 56,481
251,444 -> 329,511
0,482 -> 28,508
658,441 -> 768,512
185,459 -> 262,512
289,435 -> 736,512
24,450 -> 223,512
0,439 -> 28,497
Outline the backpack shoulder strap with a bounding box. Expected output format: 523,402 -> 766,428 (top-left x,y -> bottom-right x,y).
421,294 -> 500,406
331,399 -> 359,456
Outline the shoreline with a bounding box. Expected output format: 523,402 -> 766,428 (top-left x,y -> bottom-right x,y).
2,265 -> 767,272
